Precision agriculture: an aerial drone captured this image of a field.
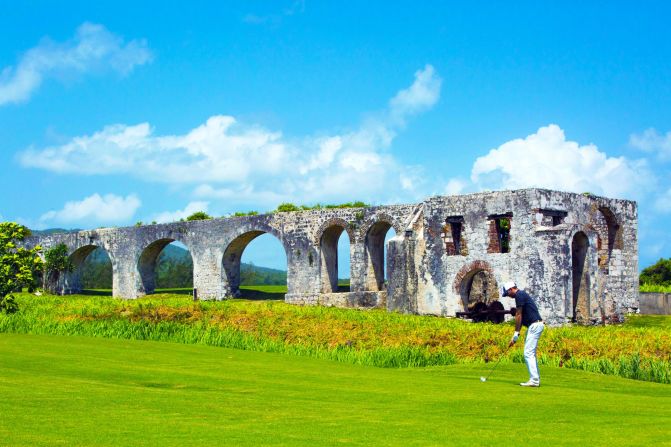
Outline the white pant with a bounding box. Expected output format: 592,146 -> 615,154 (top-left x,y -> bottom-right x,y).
524,322 -> 545,383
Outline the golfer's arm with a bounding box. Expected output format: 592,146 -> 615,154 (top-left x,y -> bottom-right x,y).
514,311 -> 522,333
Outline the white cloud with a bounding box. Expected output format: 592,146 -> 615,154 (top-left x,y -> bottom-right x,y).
0,22 -> 152,106
151,201 -> 210,224
445,178 -> 467,195
630,128 -> 671,160
389,64 -> 442,125
470,124 -> 652,199
20,65 -> 442,206
654,187 -> 671,213
40,193 -> 141,225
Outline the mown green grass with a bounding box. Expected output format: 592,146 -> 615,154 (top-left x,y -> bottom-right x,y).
0,333 -> 669,446
3,290 -> 670,384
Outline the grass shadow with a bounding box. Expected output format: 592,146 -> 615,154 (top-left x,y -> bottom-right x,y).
155,288 -> 193,296
80,289 -> 113,296
239,285 -> 287,301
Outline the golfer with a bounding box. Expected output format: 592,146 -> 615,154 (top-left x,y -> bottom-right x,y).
503,281 -> 545,387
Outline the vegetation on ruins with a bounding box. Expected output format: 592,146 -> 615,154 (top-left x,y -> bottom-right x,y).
186,211 -> 212,221
0,223 -> 42,314
2,290 -> 669,384
274,201 -> 369,213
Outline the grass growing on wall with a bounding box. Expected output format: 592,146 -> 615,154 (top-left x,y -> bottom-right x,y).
1,290 -> 670,384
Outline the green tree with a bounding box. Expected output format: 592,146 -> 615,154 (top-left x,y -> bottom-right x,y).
186,211 -> 212,221
0,222 -> 43,313
640,258 -> 671,286
44,243 -> 74,293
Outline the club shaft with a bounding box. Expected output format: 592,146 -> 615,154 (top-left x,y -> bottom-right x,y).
484,346 -> 510,380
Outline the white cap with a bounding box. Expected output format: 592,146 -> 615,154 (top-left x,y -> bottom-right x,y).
501,281 -> 517,297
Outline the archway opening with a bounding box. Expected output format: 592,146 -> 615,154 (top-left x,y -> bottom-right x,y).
320,225 -> 350,293
78,246 -> 113,295
459,269 -> 500,312
66,245 -> 113,296
595,207 -> 622,272
364,222 -> 396,291
572,231 -> 590,323
238,233 -> 288,300
138,240 -> 193,295
224,231 -> 287,300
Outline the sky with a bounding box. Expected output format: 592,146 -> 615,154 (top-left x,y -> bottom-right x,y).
1,1 -> 670,274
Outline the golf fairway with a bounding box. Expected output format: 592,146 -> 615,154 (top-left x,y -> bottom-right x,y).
0,333 -> 669,446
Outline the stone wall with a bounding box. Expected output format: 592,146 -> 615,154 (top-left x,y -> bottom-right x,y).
26,188 -> 638,325
639,293 -> 671,315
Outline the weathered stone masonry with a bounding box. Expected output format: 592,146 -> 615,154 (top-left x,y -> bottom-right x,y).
27,189 -> 638,325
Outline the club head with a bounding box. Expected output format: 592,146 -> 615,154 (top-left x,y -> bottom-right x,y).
480,377 -> 487,382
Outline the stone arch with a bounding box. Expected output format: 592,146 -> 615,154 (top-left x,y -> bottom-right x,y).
318,221 -> 353,293
594,206 -> 623,272
358,213 -> 403,241
362,216 -> 400,291
571,231 -> 590,323
221,226 -> 290,298
453,260 -> 500,312
137,237 -> 193,295
313,217 -> 356,245
54,243 -> 114,294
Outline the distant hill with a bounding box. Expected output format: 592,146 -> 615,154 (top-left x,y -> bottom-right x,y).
79,244 -> 287,288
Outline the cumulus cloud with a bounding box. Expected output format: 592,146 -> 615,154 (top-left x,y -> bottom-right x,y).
0,22 -> 152,106
389,64 -> 442,125
20,65 -> 441,206
151,201 -> 210,224
40,193 -> 141,225
470,124 -> 652,199
630,128 -> 671,160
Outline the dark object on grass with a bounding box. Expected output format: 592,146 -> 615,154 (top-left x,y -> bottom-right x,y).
456,301 -> 516,324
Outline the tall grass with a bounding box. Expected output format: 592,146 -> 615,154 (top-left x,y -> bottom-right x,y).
1,292 -> 669,384
639,283 -> 671,293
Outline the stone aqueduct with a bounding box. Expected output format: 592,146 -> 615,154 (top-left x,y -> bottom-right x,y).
28,189 -> 639,325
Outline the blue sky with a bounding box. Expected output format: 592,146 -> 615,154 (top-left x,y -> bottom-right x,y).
1,1 -> 670,273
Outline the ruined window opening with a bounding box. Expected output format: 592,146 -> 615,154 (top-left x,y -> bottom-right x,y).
443,216 -> 466,256
536,208 -> 568,227
487,213 -> 512,254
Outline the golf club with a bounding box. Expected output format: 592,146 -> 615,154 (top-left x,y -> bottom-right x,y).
479,344 -> 512,382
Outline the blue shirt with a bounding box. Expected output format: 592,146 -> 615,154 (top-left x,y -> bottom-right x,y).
514,290 -> 542,327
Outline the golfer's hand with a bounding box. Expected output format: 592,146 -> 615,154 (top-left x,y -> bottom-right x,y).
509,331 -> 519,347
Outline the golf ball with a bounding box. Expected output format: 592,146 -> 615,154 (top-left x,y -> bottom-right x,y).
480,377 -> 486,382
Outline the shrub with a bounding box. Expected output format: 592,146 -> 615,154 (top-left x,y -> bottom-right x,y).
186,211 -> 212,221
275,203 -> 301,212
640,258 -> 671,286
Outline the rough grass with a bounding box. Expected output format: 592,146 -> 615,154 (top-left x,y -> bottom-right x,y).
1,333 -> 670,446
640,283 -> 671,293
1,289 -> 670,384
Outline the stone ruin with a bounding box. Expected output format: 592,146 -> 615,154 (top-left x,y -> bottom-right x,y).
27,188 -> 639,325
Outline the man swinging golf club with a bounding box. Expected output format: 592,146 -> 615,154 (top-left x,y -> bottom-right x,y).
503,281 -> 545,387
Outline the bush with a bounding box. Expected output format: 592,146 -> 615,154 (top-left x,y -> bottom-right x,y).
186,211 -> 212,221
275,203 -> 301,213
640,258 -> 671,286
